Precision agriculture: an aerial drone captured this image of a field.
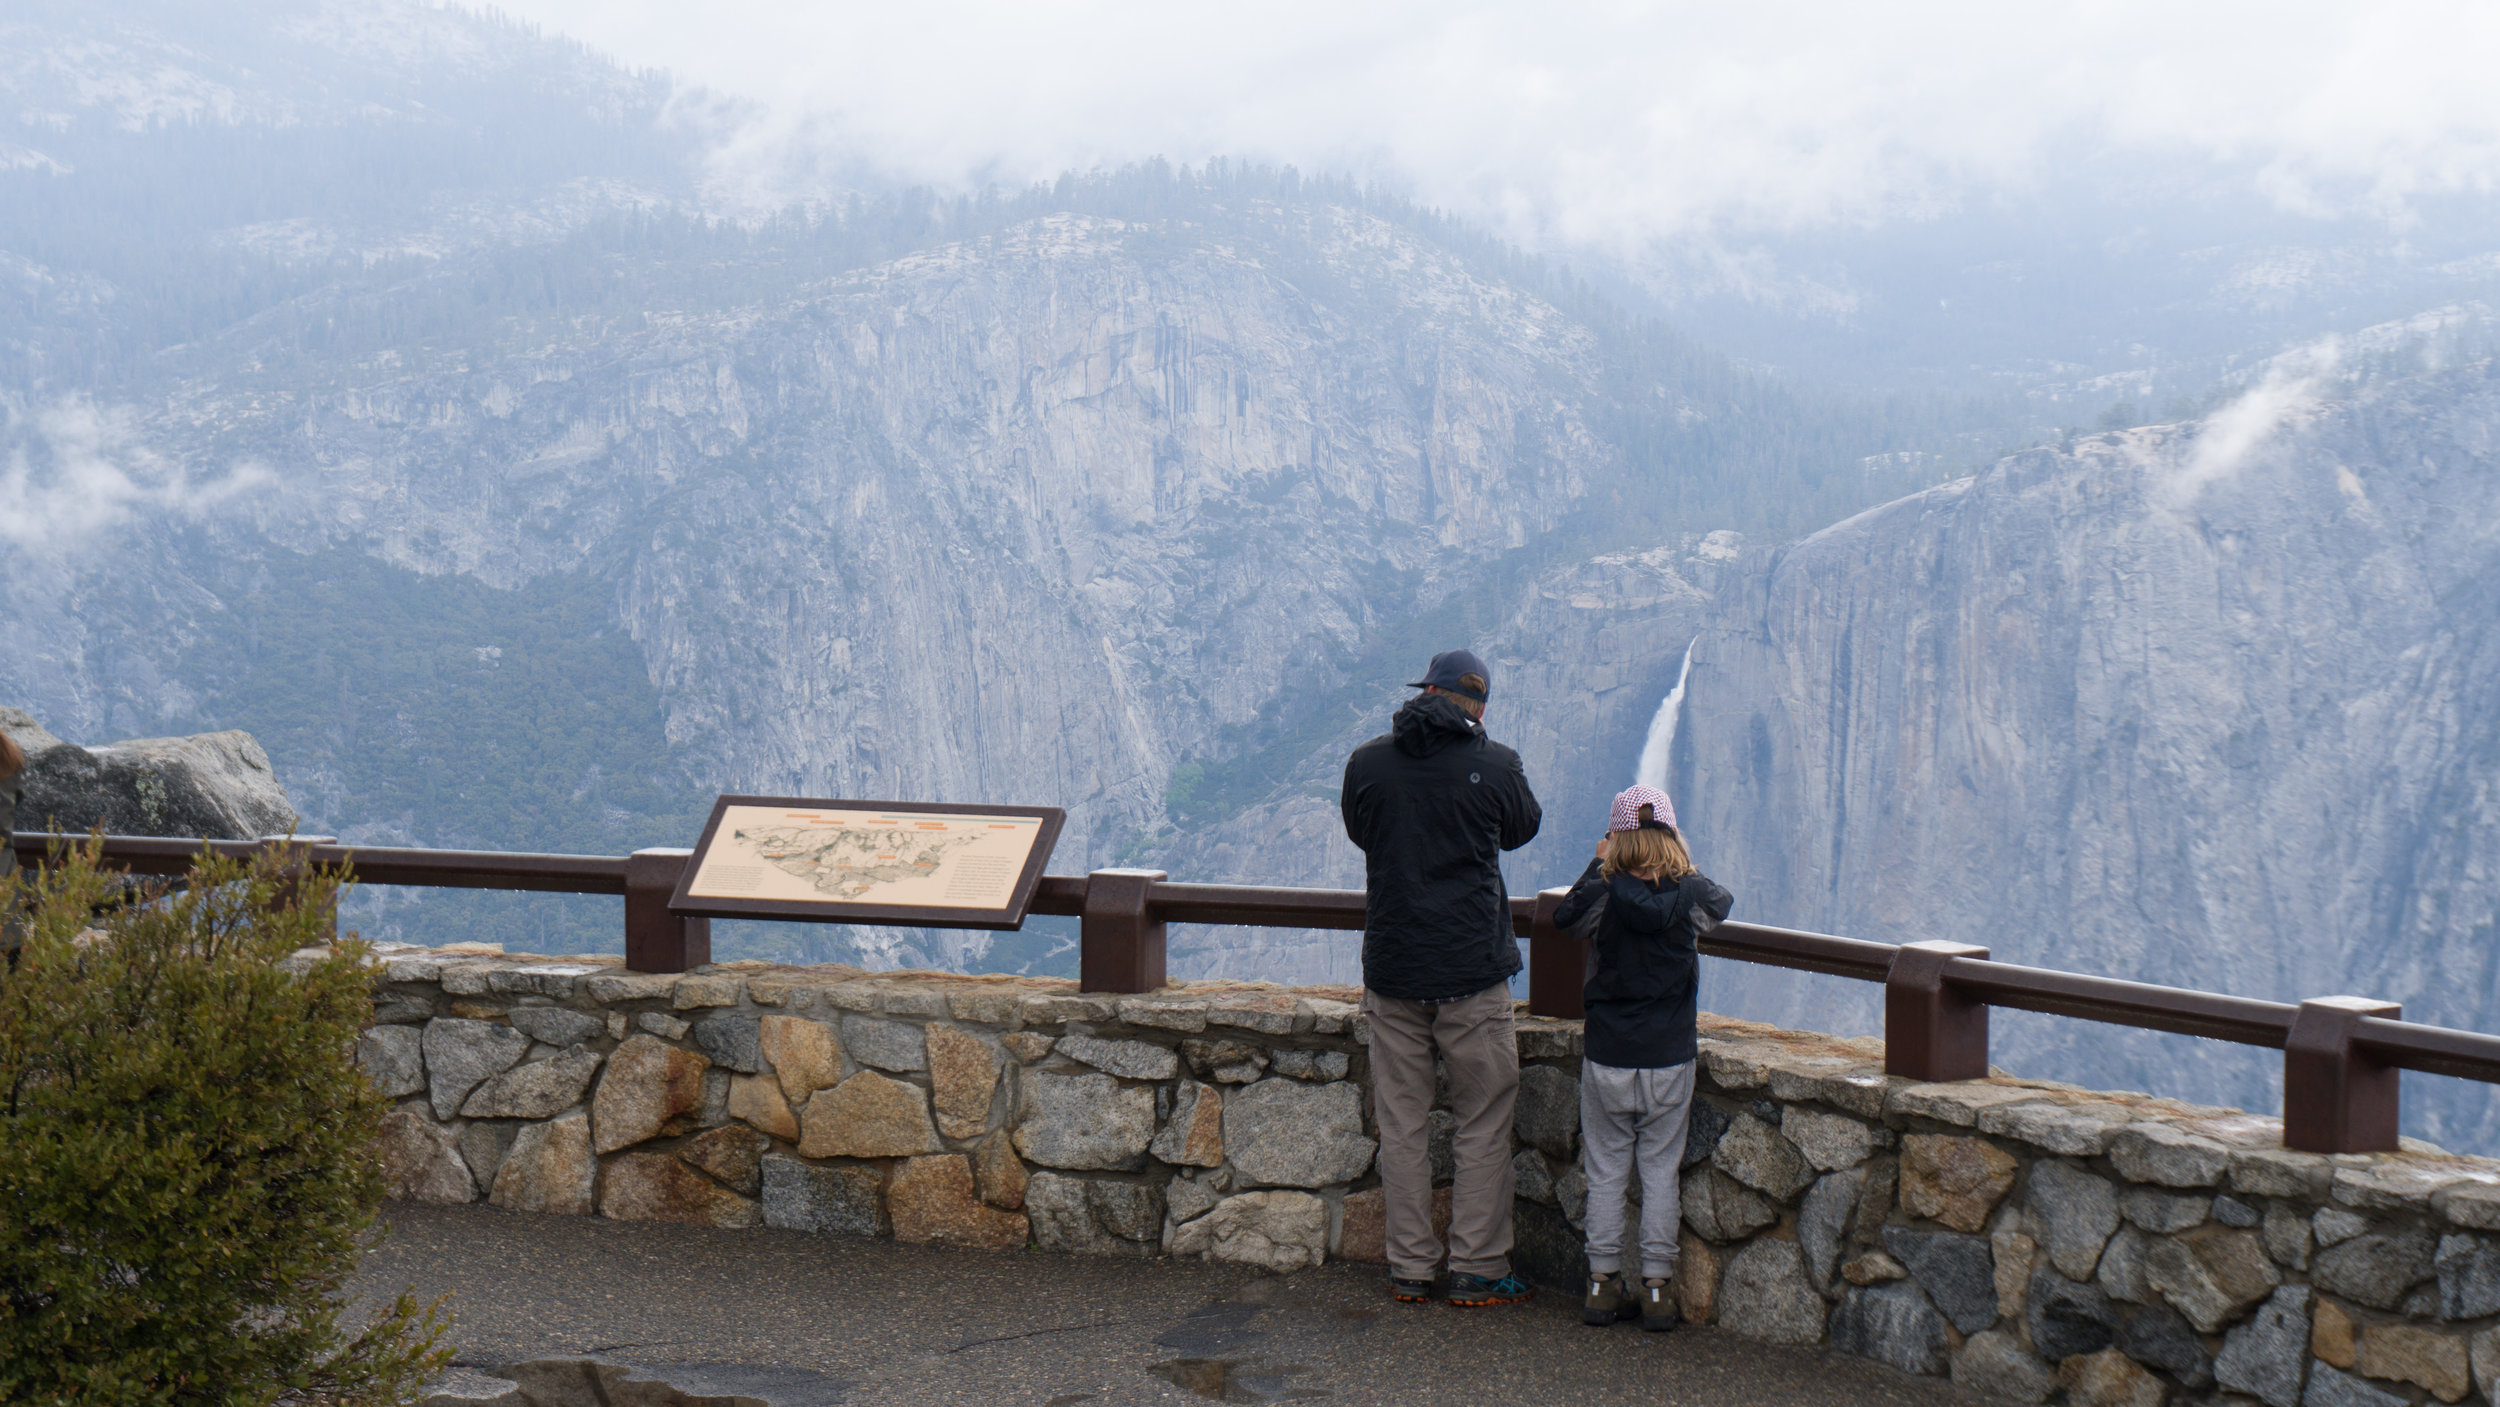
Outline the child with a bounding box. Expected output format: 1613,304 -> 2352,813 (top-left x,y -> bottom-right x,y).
1553,783 -> 1732,1331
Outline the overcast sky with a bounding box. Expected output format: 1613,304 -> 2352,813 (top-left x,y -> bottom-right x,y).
500,0 -> 2500,252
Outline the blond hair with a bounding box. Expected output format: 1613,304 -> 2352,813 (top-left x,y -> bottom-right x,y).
1603,816 -> 1693,883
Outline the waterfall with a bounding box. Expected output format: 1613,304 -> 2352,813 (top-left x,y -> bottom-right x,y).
1634,638 -> 1696,793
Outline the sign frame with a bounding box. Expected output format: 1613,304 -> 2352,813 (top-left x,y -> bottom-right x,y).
666,795 -> 1067,930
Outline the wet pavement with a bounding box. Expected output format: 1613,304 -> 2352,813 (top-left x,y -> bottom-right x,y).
362,1203 -> 1977,1406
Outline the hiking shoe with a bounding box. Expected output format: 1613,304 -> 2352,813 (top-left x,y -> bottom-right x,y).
1582,1272 -> 1636,1326
1640,1279 -> 1678,1333
1389,1275 -> 1435,1304
1447,1272 -> 1534,1308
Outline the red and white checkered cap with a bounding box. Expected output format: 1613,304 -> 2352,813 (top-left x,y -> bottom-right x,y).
1609,784 -> 1677,833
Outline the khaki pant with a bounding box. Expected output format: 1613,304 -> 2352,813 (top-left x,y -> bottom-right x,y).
1364,982 -> 1519,1280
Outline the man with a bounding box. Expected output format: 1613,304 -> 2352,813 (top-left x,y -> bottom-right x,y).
1341,649 -> 1542,1306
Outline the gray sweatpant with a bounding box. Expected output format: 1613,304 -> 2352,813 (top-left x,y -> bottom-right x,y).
1579,1057 -> 1695,1282
1364,982 -> 1519,1280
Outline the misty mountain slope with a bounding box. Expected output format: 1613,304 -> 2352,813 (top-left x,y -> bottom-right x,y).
215,208 -> 1620,853
1,0 -> 651,132
0,0 -> 684,395
1655,353 -> 2500,1143
11,184 -> 1933,968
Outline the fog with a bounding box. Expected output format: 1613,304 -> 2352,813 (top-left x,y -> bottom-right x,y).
499,0 -> 2500,249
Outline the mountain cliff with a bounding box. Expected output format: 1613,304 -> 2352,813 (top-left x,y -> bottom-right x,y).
1656,351 -> 2500,1146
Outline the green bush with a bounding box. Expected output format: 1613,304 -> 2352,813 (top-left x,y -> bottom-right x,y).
0,839 -> 449,1405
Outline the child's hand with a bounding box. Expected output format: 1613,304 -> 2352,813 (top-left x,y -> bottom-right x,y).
1594,835 -> 1610,862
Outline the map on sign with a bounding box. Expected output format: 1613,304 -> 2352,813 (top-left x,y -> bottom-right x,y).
681,804 -> 1049,912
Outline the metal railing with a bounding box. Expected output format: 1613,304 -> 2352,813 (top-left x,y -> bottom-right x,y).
13,830 -> 2493,1157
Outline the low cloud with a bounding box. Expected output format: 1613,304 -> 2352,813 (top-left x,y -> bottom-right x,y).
2163,339 -> 2340,508
503,0 -> 2500,249
0,399 -> 274,555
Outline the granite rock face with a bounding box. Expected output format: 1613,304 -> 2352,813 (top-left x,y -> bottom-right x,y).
490,1112 -> 596,1216
1953,1328 -> 2054,1404
1664,359 -> 2500,1145
357,1025 -> 426,1098
1898,1134 -> 2016,1233
511,1008 -> 605,1049
601,1151 -> 758,1228
2214,1284 -> 2312,1407
761,1155 -> 888,1238
886,1154 -> 1029,1250
799,1070 -> 943,1160
1513,1064 -> 1580,1162
1149,1080 -> 1225,1168
424,1019 -> 532,1121
681,1125 -> 768,1196
1025,1172 -> 1164,1258
461,1045 -> 603,1119
1014,1071 -> 1157,1172
0,708 -> 298,839
376,1106 -> 473,1204
1881,1226 -> 1998,1333
1168,1190 -> 1328,1272
759,1016 -> 841,1103
1714,1238 -> 1826,1346
693,1017 -> 763,1074
727,1073 -> 798,1141
2031,1158 -> 2122,1280
592,1035 -> 711,1153
924,1024 -> 1001,1140
2028,1267 -> 2121,1361
1713,1112 -> 1814,1200
1222,1077 -> 1375,1188
2313,1228 -> 2438,1312
1829,1281 -> 1948,1375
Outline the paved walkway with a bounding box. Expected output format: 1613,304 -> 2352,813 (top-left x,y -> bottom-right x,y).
363,1204 -> 1977,1407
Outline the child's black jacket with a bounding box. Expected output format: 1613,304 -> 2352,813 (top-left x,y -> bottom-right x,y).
1554,857 -> 1734,1068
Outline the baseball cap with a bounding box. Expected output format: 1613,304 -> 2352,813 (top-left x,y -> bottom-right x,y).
1609,784 -> 1677,833
1408,649 -> 1491,703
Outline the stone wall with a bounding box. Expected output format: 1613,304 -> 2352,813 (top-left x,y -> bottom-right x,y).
356,945 -> 2500,1406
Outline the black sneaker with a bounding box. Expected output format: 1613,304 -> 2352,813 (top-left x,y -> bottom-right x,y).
1640,1279 -> 1678,1333
1389,1275 -> 1434,1304
1447,1272 -> 1534,1308
1582,1272 -> 1636,1326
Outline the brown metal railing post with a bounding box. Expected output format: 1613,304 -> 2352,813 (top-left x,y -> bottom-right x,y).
2283,996 -> 2401,1153
259,834 -> 340,939
1526,886 -> 1582,1019
1885,940 -> 1990,1081
1080,868 -> 1165,994
624,847 -> 709,973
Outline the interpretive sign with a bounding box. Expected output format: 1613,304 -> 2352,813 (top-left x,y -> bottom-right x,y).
668,796 -> 1066,929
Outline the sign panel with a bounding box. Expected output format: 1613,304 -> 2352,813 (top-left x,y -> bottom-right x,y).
669,796 -> 1066,929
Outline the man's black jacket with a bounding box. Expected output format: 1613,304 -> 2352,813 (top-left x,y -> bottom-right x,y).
1340,693 -> 1542,1000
